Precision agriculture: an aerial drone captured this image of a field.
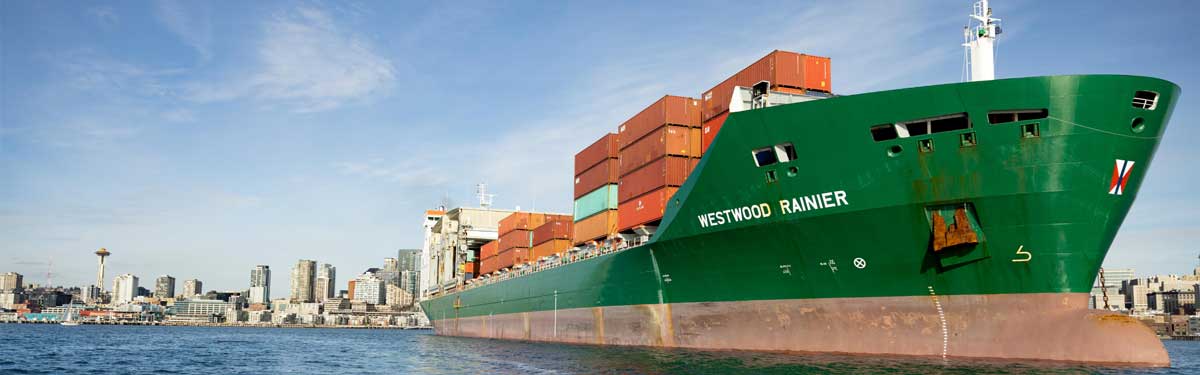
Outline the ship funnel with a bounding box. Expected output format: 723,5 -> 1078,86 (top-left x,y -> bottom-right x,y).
963,0 -> 1001,81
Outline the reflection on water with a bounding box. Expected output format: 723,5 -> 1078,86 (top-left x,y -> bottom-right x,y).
1,324 -> 1196,374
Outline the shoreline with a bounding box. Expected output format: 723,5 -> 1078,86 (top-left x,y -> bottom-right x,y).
0,320 -> 432,330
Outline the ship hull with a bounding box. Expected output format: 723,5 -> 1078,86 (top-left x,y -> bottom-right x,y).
422,75 -> 1180,366
430,292 -> 1166,365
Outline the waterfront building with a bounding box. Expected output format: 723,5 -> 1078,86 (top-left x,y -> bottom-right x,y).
419,207 -> 513,299
290,260 -> 316,303
315,264 -> 336,303
1148,290 -> 1197,315
347,280 -> 357,301
322,298 -> 349,313
247,310 -> 272,323
169,299 -> 236,323
250,265 -> 271,304
0,272 -> 23,292
1190,315 -> 1200,336
0,292 -> 21,310
154,275 -> 176,298
353,272 -> 385,305
182,279 -> 203,297
386,284 -> 413,307
83,285 -> 101,304
112,274 -> 138,304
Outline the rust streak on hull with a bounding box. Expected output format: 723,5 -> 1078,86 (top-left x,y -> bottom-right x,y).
432,293 -> 1168,366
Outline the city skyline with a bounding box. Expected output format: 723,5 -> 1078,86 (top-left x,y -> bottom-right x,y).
3,1 -> 1197,291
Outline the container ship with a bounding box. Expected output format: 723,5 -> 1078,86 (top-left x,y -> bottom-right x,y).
419,1 -> 1179,365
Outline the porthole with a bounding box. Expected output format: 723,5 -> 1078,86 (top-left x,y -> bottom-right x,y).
1131,117 -> 1145,134
787,166 -> 799,177
887,145 -> 903,157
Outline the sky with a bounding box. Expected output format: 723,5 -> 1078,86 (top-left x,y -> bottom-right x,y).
2,0 -> 1198,293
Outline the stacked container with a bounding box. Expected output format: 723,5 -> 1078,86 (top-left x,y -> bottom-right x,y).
497,212 -> 547,269
531,214 -> 573,259
573,134 -> 620,245
617,95 -> 702,232
700,50 -> 831,150
479,240 -> 499,275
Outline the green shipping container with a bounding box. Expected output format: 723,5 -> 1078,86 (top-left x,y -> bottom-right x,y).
574,184 -> 618,222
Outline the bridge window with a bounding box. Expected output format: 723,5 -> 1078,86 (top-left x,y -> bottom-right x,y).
988,109 -> 1047,124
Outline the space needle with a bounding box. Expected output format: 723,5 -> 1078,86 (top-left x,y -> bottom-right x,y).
95,247 -> 110,291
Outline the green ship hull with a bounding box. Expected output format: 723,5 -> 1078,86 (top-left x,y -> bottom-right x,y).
421,75 -> 1180,365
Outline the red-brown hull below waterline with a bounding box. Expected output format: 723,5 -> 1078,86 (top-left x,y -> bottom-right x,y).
430,293 -> 1168,366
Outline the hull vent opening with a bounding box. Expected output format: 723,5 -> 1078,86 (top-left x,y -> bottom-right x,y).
926,203 -> 988,268
1132,91 -> 1158,110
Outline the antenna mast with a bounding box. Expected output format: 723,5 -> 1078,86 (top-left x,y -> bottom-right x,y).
476,183 -> 494,208
963,0 -> 1001,81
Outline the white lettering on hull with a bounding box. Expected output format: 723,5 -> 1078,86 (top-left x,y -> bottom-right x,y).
697,190 -> 849,229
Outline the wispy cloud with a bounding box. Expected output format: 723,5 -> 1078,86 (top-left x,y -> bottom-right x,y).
155,0 -> 214,63
187,7 -> 395,112
333,158 -> 450,187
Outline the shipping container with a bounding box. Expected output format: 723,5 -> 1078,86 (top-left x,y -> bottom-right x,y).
497,248 -> 533,268
618,156 -> 693,203
479,255 -> 493,275
463,261 -> 478,276
618,187 -> 679,232
619,125 -> 702,176
574,158 -> 618,199
574,184 -> 618,222
701,51 -> 831,122
575,133 -> 619,175
573,210 -> 619,245
618,96 -> 701,150
532,219 -> 572,246
499,212 -> 547,235
498,229 -> 532,251
531,239 -> 572,260
480,240 -> 499,259
701,112 -> 730,152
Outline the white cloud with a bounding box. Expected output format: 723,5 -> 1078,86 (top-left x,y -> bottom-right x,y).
155,0 -> 214,62
187,7 -> 395,113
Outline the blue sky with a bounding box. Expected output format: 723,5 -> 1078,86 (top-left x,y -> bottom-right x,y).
2,1 -> 1198,293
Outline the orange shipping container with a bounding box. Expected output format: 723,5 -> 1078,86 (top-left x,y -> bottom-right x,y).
480,256 -> 492,275
573,210 -> 619,245
619,125 -> 701,176
497,248 -> 533,268
618,95 -> 701,150
464,261 -> 478,276
618,187 -> 679,232
575,133 -> 619,175
532,219 -> 572,246
701,51 -> 831,122
531,239 -> 572,260
618,156 -> 693,203
480,240 -> 499,259
498,229 -> 532,251
701,112 -> 729,152
574,158 -> 618,198
499,212 -> 547,235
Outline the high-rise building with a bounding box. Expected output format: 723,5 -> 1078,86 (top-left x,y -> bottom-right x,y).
250,265 -> 271,304
112,273 -> 138,304
183,279 -> 203,297
290,260 -> 316,303
315,264 -> 336,303
397,249 -> 420,273
386,284 -> 413,307
154,275 -> 176,298
352,272 -> 385,305
0,272 -> 23,292
83,285 -> 102,303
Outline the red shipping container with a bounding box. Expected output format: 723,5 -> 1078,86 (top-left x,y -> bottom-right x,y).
701,51 -> 831,122
619,125 -> 701,176
499,212 -> 547,235
531,239 -> 572,259
573,210 -> 619,245
618,96 -> 701,150
499,229 -> 532,251
497,248 -> 533,268
574,158 -> 618,199
618,187 -> 679,232
495,250 -> 513,270
575,133 -> 619,175
480,240 -> 499,259
701,112 -> 729,152
618,156 -> 692,203
532,219 -> 572,245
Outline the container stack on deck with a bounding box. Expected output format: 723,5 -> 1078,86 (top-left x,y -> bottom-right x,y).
531,214 -> 573,259
573,133 -> 620,246
496,212 -> 548,269
700,50 -> 832,151
616,95 -> 701,233
479,240 -> 499,276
